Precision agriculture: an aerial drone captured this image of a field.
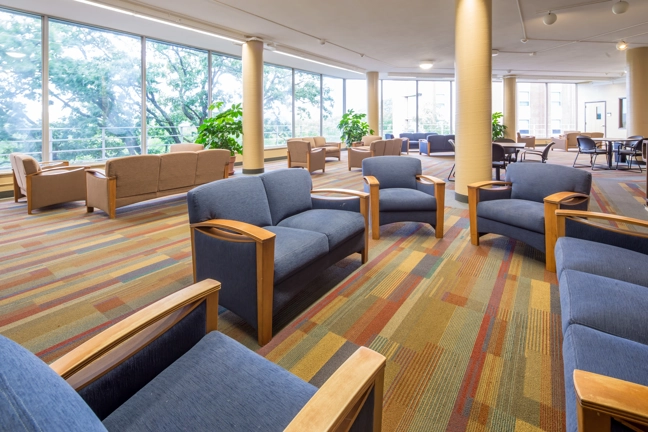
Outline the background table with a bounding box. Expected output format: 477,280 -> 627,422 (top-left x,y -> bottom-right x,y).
592,138 -> 637,169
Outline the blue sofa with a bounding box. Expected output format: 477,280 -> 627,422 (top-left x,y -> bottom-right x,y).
555,210 -> 648,432
0,280 -> 386,431
187,168 -> 369,345
419,134 -> 455,155
386,132 -> 438,151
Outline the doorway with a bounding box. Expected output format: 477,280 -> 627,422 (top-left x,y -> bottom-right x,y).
584,101 -> 606,134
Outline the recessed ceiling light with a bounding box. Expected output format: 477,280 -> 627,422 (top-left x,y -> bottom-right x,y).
491,49 -> 499,56
543,12 -> 557,25
616,40 -> 629,51
612,0 -> 629,15
419,61 -> 434,70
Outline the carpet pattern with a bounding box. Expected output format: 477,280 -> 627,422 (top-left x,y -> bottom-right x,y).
0,150 -> 646,431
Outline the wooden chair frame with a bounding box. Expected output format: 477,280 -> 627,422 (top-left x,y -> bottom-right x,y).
50,279 -> 385,432
364,174 -> 445,240
467,181 -> 589,272
190,189 -> 369,346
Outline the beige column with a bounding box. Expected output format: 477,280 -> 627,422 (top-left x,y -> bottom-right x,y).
503,75 -> 517,140
366,71 -> 380,134
455,0 -> 492,201
627,47 -> 648,138
242,40 -> 264,174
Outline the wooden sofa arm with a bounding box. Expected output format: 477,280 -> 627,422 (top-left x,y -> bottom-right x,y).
363,176 -> 381,241
544,192 -> 590,273
50,279 -> 221,387
574,369 -> 648,431
285,347 -> 386,432
86,168 -> 110,179
467,181 -> 513,247
40,160 -> 69,168
417,175 -> 445,238
31,166 -> 86,175
555,210 -> 648,232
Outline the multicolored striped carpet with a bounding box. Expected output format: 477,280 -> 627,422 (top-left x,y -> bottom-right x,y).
0,149 -> 646,431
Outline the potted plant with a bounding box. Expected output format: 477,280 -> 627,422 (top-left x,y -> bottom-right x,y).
195,101 -> 243,175
337,109 -> 375,147
492,111 -> 507,141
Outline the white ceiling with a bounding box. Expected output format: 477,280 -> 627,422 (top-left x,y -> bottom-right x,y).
3,0 -> 648,81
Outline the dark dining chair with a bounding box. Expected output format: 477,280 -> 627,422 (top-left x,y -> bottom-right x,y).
447,139 -> 456,182
520,142 -> 555,163
616,136 -> 644,172
494,138 -> 518,163
492,143 -> 507,180
573,136 -> 608,170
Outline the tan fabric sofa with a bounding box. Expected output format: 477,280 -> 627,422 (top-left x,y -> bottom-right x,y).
348,139 -> 401,170
288,136 -> 341,160
86,149 -> 230,218
170,143 -> 204,152
10,153 -> 86,214
286,140 -> 326,173
552,131 -> 604,151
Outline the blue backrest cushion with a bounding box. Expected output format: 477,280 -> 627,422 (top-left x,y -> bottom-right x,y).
362,157 -> 421,190
260,169 -> 313,225
385,133 -> 394,139
187,176 -> 272,227
0,336 -> 107,431
506,163 -> 592,203
399,132 -> 437,141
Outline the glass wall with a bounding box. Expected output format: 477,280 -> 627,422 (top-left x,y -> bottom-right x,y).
382,80 -> 416,137
322,76 -> 343,141
212,54 -> 242,107
0,9 -> 42,168
294,70 -> 320,137
418,81 -> 452,134
263,64 -> 292,147
518,83 -> 547,137
346,79 -> 366,115
492,81 -> 503,114
146,41 -> 208,154
548,83 -> 577,135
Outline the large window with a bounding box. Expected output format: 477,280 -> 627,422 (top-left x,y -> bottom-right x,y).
518,83 -> 547,137
382,80 -> 416,136
263,64 -> 292,147
146,41 -> 208,154
294,70 -> 321,137
620,97 -> 627,129
548,83 -> 576,135
418,81 -> 452,134
0,9 -> 42,169
322,76 -> 343,141
492,81 -> 503,114
212,54 -> 242,107
345,79 -> 366,115
48,21 -> 141,163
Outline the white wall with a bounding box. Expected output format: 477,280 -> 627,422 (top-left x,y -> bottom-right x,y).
577,81 -> 627,138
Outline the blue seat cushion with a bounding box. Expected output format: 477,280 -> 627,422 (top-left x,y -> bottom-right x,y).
379,188 -> 437,212
477,199 -> 545,233
263,226 -> 329,283
277,209 -> 365,250
555,237 -> 648,287
559,270 -> 648,345
0,336 -> 107,432
103,332 -> 316,431
260,169 -> 313,225
563,325 -> 648,432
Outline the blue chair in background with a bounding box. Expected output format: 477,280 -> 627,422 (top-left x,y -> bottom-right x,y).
362,156 -> 445,240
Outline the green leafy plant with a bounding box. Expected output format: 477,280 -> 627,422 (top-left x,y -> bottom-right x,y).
195,102 -> 243,156
337,109 -> 375,147
492,112 -> 507,141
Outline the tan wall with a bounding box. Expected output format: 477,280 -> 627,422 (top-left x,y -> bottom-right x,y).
577,81 -> 627,138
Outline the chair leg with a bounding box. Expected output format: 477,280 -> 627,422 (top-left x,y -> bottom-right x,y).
447,163 -> 455,182
572,151 -> 580,167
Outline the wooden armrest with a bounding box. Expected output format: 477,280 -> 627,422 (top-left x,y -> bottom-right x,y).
416,174 -> 445,185
467,180 -> 512,190
40,160 -> 69,167
190,219 -> 275,243
86,168 -> 110,179
575,370 -> 648,427
363,176 -> 379,187
544,192 -> 589,205
555,210 -> 648,231
311,188 -> 369,199
285,347 -> 386,432
50,279 -> 221,381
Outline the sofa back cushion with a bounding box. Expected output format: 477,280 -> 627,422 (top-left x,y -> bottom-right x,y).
399,132 -> 438,142
361,135 -> 382,145
187,176 -> 272,226
0,335 -> 107,431
428,135 -> 455,151
195,149 -> 230,185
506,163 -> 592,203
169,143 -> 203,153
158,152 -> 198,191
370,140 -> 387,156
313,136 -> 326,147
260,169 -> 313,225
107,155 -> 161,198
363,156 -> 420,190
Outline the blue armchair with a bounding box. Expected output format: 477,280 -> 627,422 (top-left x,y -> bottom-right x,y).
188,168 -> 369,345
419,134 -> 455,156
467,163 -> 591,271
362,156 -> 445,240
0,280 -> 386,431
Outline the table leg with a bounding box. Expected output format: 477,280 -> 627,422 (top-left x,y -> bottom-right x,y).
495,167 -> 501,181
607,140 -> 613,169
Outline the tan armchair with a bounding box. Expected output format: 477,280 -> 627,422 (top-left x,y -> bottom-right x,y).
288,137 -> 341,160
170,143 -> 204,152
553,132 -> 604,152
348,139 -> 401,171
10,153 -> 86,214
287,140 -> 326,173
517,132 -> 536,149
351,135 -> 382,147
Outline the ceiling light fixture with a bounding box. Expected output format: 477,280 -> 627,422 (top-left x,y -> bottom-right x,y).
543,12 -> 557,25
520,38 -> 528,43
319,39 -> 326,45
419,61 -> 434,69
491,49 -> 499,56
612,0 -> 629,14
274,51 -> 364,74
73,0 -> 244,43
6,51 -> 26,58
616,40 -> 629,51
265,42 -> 277,51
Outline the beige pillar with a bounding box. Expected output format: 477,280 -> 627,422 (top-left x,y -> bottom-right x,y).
503,75 -> 517,140
366,71 -> 380,134
242,40 -> 264,174
627,47 -> 648,138
455,0 -> 492,201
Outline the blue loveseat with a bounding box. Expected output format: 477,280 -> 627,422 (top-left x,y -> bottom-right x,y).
188,168 -> 369,345
386,132 -> 438,152
554,210 -> 648,432
419,134 -> 455,155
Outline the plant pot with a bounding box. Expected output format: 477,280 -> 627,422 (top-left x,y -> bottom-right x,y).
229,155 -> 236,176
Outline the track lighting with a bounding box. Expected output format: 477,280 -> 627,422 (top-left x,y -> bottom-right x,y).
612,0 -> 629,14
543,12 -> 557,25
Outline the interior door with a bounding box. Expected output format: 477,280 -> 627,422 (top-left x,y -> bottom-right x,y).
584,102 -> 606,134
